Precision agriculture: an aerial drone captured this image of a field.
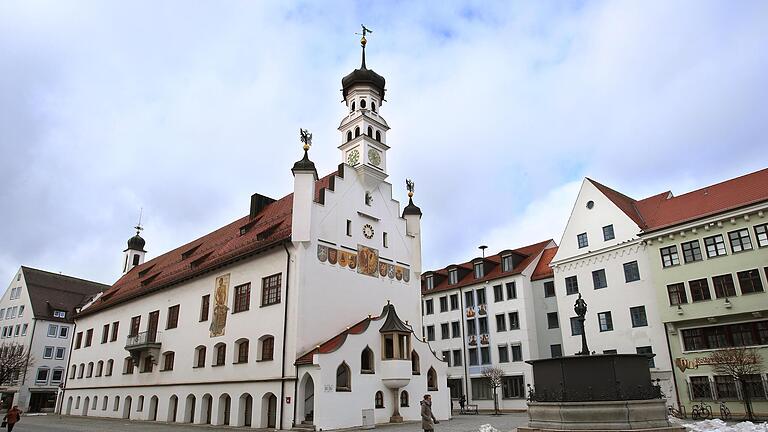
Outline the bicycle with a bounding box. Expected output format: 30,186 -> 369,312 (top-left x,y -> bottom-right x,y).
718,401 -> 731,421
691,402 -> 712,420
668,405 -> 687,419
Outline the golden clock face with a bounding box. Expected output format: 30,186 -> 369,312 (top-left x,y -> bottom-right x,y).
362,223 -> 374,239
347,149 -> 360,165
368,148 -> 381,166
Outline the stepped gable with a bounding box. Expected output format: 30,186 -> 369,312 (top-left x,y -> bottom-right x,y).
79,171 -> 337,317
531,246 -> 558,281
421,239 -> 552,295
22,267 -> 108,323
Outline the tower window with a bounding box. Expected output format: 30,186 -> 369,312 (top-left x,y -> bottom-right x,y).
360,99 -> 366,109
371,101 -> 376,112
355,127 -> 360,137
346,220 -> 352,236
367,126 -> 373,137
132,254 -> 140,265
347,131 -> 352,142
351,101 -> 355,111
383,232 -> 388,248
375,130 -> 381,142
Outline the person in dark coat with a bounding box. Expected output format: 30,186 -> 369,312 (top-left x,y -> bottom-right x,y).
421,394 -> 438,431
459,395 -> 466,411
3,405 -> 22,432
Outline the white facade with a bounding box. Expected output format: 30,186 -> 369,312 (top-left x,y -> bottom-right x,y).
550,179 -> 676,403
63,45 -> 450,430
420,242 -> 561,411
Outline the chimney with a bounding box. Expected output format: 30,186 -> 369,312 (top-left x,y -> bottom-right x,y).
250,193 -> 276,218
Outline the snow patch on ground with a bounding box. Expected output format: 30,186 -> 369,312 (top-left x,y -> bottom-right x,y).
673,417 -> 768,432
478,424 -> 500,432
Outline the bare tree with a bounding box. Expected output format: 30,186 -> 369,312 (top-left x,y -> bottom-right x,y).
0,343 -> 34,387
703,347 -> 763,421
481,366 -> 504,415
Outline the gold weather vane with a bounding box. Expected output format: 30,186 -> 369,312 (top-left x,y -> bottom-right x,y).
299,128 -> 312,151
406,179 -> 415,198
356,24 -> 373,47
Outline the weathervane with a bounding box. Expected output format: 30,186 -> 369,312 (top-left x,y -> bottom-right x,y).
406,179 -> 415,198
356,24 -> 373,47
299,128 -> 312,151
134,208 -> 144,235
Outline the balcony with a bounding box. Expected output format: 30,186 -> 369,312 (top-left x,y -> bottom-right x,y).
125,331 -> 162,363
380,359 -> 411,389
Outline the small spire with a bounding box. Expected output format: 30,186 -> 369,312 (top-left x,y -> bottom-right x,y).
403,179 -> 422,217
134,207 -> 144,236
356,24 -> 372,69
292,128 -> 317,177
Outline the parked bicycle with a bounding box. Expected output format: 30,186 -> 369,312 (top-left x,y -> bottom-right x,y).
691,402 -> 712,420
718,401 -> 731,421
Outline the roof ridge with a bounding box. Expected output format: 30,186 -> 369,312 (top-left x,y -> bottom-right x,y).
21,266 -> 109,287
587,178 -> 649,228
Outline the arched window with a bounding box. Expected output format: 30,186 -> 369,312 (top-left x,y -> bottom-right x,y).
375,131 -> 381,142
87,362 -> 94,377
96,360 -> 103,377
124,357 -> 134,374
92,396 -> 98,410
411,351 -> 420,375
367,126 -> 373,137
355,127 -> 360,137
195,346 -> 207,368
214,343 -> 226,366
106,359 -> 114,376
102,396 -> 108,410
75,396 -> 80,409
375,391 -> 384,408
138,395 -> 145,411
360,99 -> 367,109
70,365 -> 76,379
351,101 -> 356,111
336,362 -> 351,391
427,367 -> 438,391
259,336 -> 274,361
371,101 -> 376,112
347,131 -> 353,142
114,396 -> 120,411
236,339 -> 249,363
78,363 -> 84,378
163,351 -> 175,371
400,390 -> 409,407
361,346 -> 374,373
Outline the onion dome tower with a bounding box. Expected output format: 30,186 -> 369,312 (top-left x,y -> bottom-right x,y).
122,223 -> 147,274
338,25 -> 390,190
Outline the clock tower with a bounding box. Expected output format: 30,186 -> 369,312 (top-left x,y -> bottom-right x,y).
338,30 -> 389,190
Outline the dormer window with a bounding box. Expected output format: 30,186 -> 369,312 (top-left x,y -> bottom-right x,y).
501,254 -> 513,272
474,262 -> 484,279
425,275 -> 434,290
53,310 -> 66,319
448,269 -> 458,285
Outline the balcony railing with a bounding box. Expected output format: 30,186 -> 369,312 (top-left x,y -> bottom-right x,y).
125,331 -> 161,349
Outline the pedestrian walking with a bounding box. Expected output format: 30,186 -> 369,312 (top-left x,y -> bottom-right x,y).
2,405 -> 22,432
421,394 -> 438,431
459,395 -> 466,411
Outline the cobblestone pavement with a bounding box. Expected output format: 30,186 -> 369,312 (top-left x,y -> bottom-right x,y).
13,412 -> 529,432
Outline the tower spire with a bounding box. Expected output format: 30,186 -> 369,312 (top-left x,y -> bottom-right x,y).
356,24 -> 372,69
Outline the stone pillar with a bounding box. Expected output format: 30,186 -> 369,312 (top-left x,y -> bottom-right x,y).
390,388 -> 403,423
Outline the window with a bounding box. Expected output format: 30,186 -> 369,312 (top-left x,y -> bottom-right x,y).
200,294 -> 210,321
714,375 -> 738,399
704,235 -> 727,258
346,220 -> 352,236
689,279 -> 712,302
195,346 -> 206,368
141,356 -> 153,373
728,229 -> 753,252
498,345 -> 509,363
69,366 -> 76,379
592,269 -> 607,289
598,312 -> 613,332
110,322 -> 118,342
427,367 -> 438,390
166,305 -> 180,329
603,225 -> 615,241
577,232 -> 588,248
544,281 -> 555,297
439,296 -> 448,312
630,306 -> 648,327
262,274 -> 282,306
681,240 -> 703,263
547,312 -> 559,329
667,283 -> 688,305
471,377 -> 492,399
336,362 -> 351,391
36,368 -> 49,384
479,317 -> 488,334
550,344 -> 562,358
467,319 -> 476,335
477,288 -> 486,304
159,351 -> 174,371
411,351 -> 420,374
361,347 -> 374,373
465,291 -> 475,308
603,349 -> 617,354
260,336 -> 274,361
106,359 -> 114,376
237,339 -> 249,363
214,343 -> 226,366
123,357 -> 134,374
17,306 -> 23,317
690,376 -> 712,399
511,344 -> 522,362
233,283 -> 251,313
681,320 -> 768,351
425,299 -> 434,315
622,261 -> 640,282
451,321 -> 460,338
101,324 -> 109,344
441,350 -> 451,365
468,348 -> 478,366
84,328 -> 93,347
383,232 -> 388,247
502,254 -> 513,272
374,391 -> 384,408
660,246 -> 680,267
452,350 -> 462,366
755,223 -> 768,247
636,346 -> 655,368
13,325 -> 18,336
474,262 -> 484,279
129,316 -> 140,337
480,347 -> 491,364
425,275 -> 434,290
21,324 -> 28,336
400,390 -> 409,407
74,332 -> 82,349
713,274 -> 737,298
450,294 -> 459,310
743,374 -> 765,398
43,346 -> 53,359
502,376 -> 525,399
47,324 -> 58,338
440,323 -> 450,340
96,360 -> 103,376
565,276 -> 579,295
506,282 -> 516,299
448,269 -> 458,285
426,325 -> 435,341
496,314 -> 506,332
51,368 -> 63,383
738,269 -> 764,294
493,285 -> 503,302
508,312 -> 519,330
55,347 -> 65,360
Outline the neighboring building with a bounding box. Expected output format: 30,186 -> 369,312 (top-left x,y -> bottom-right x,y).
637,168 -> 768,416
62,38 -> 450,430
550,179 -> 676,403
0,266 -> 106,412
420,240 -> 560,411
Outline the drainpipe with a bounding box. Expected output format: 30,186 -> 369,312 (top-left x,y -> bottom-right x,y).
280,242 -> 292,429
459,289 -> 470,404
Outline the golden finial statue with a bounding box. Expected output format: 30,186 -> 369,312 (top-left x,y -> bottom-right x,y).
299,128 -> 312,151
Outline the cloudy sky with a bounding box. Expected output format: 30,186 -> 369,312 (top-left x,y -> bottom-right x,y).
1,1 -> 767,286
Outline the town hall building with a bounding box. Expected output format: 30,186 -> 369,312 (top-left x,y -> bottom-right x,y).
62,35 -> 450,430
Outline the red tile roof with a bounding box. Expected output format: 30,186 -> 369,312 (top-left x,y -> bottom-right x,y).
79,171 -> 337,317
530,246 -> 558,281
588,168 -> 768,234
421,239 -> 553,295
295,316 -> 373,365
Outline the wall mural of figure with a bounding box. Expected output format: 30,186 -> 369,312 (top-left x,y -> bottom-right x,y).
210,274 -> 230,337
